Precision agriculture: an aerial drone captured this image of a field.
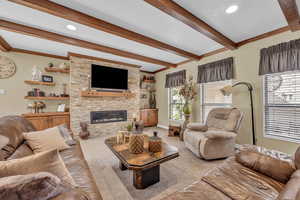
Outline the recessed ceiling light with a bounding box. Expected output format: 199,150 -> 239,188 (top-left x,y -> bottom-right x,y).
66,24 -> 77,31
226,5 -> 238,14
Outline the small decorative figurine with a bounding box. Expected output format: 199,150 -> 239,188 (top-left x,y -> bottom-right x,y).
48,62 -> 54,68
79,122 -> 90,140
32,65 -> 42,81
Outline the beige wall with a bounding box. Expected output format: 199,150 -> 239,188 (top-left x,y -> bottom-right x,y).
155,30 -> 300,154
0,52 -> 69,116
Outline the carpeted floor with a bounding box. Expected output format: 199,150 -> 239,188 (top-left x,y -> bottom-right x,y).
80,127 -> 226,200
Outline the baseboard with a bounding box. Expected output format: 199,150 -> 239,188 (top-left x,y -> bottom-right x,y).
157,124 -> 169,130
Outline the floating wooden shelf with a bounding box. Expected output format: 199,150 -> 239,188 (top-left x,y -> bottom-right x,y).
22,112 -> 70,117
24,96 -> 69,100
143,80 -> 155,83
24,80 -> 55,86
81,90 -> 135,98
45,67 -> 69,74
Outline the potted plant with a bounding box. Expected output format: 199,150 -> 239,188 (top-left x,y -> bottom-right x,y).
126,124 -> 133,132
179,76 -> 197,140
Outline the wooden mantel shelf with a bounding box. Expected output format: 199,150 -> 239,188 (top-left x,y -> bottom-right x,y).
24,80 -> 55,86
45,67 -> 69,74
81,90 -> 135,98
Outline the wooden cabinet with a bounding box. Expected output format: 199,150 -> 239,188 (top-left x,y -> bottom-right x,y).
22,112 -> 70,131
49,115 -> 70,128
140,109 -> 158,127
27,116 -> 49,131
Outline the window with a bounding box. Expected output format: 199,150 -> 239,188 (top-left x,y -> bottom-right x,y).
169,87 -> 184,121
264,71 -> 300,142
200,80 -> 232,122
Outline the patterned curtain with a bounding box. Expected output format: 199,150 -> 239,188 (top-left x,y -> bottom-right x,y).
259,38 -> 300,75
165,70 -> 186,88
197,57 -> 234,83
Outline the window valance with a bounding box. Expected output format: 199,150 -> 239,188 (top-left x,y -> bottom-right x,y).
165,70 -> 186,88
197,57 -> 234,83
259,38 -> 300,75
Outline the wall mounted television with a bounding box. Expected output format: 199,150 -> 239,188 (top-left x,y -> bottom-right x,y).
91,64 -> 128,90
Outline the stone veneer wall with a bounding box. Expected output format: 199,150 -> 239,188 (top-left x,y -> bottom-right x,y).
70,56 -> 140,137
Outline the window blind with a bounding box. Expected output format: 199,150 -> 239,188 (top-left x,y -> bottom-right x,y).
169,87 -> 184,121
201,80 -> 232,122
264,71 -> 300,142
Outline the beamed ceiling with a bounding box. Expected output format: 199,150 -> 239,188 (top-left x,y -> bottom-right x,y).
0,0 -> 299,72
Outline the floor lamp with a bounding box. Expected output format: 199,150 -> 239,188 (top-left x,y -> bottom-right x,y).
220,82 -> 256,145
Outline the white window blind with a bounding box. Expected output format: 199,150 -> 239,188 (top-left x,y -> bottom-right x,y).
264,71 -> 300,142
200,80 -> 232,122
169,87 -> 184,121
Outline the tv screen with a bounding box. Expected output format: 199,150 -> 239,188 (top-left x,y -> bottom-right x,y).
91,64 -> 128,90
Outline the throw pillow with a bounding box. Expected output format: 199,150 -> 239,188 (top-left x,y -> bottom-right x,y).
24,127 -> 70,153
236,150 -> 296,183
0,172 -> 65,200
58,124 -> 76,146
0,149 -> 75,186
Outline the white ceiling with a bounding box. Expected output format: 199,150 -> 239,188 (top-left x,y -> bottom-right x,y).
0,0 -> 290,72
173,0 -> 287,42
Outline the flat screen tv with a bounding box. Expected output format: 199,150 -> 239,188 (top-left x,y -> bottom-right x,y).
91,64 -> 128,90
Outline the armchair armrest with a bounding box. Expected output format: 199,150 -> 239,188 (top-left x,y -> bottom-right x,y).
277,170 -> 300,200
203,130 -> 236,140
187,123 -> 208,132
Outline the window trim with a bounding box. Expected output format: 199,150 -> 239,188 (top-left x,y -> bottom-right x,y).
263,72 -> 300,144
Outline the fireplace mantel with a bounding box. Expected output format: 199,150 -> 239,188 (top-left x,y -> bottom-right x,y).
81,90 -> 135,98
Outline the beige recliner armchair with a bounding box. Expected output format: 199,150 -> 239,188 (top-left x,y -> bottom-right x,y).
184,108 -> 243,160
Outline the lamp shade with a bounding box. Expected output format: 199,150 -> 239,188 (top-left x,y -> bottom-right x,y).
220,85 -> 233,96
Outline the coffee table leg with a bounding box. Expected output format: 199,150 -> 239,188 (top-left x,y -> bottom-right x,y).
119,162 -> 127,171
133,165 -> 160,189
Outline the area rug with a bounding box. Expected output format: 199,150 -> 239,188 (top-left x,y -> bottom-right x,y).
80,128 -> 225,200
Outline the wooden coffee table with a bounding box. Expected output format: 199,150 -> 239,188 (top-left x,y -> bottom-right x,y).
105,135 -> 179,189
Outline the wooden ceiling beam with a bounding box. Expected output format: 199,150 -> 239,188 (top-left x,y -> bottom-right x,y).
12,48 -> 69,60
7,0 -> 200,59
144,0 -> 237,50
0,36 -> 12,52
68,52 -> 140,68
278,0 -> 300,32
0,19 -> 176,68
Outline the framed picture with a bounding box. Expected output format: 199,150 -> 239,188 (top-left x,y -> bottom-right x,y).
42,75 -> 53,82
57,104 -> 65,112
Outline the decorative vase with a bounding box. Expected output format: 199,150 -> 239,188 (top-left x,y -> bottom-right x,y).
149,131 -> 162,153
182,101 -> 190,114
79,122 -> 90,140
180,114 -> 191,141
129,133 -> 144,154
149,91 -> 156,109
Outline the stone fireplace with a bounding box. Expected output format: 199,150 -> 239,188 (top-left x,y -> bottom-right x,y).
69,56 -> 140,137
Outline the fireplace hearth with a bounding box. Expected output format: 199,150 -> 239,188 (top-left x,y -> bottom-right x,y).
90,110 -> 127,124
